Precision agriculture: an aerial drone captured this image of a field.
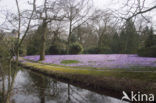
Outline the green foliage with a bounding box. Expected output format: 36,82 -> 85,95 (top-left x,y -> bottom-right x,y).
139,26 -> 150,48
27,46 -> 39,55
0,44 -> 9,59
26,30 -> 41,55
137,45 -> 156,57
69,33 -> 78,43
60,60 -> 80,64
144,27 -> 156,48
137,27 -> 156,57
69,42 -> 83,54
98,47 -> 112,54
47,41 -> 66,54
26,39 -> 40,55
84,47 -> 112,54
84,47 -> 99,54
110,32 -> 120,53
119,20 -> 139,54
98,33 -> 111,51
0,33 -> 15,60
97,31 -> 114,54
119,30 -> 126,53
19,44 -> 27,56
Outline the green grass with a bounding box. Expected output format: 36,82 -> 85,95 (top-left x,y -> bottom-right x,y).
46,63 -> 156,71
23,62 -> 156,82
60,60 -> 80,64
24,58 -> 156,71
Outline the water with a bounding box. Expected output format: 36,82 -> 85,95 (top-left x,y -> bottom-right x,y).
1,68 -> 129,103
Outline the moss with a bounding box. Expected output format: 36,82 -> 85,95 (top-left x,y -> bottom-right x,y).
60,60 -> 80,64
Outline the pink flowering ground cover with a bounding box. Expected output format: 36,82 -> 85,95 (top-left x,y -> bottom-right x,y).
24,54 -> 156,68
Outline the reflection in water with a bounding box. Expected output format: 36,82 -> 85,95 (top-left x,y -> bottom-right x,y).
0,62 -> 18,103
0,66 -> 129,103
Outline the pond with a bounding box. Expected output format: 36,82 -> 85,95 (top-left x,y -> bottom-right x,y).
0,67 -> 129,103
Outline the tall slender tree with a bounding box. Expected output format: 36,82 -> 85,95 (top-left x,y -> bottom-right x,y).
120,20 -> 139,53
145,27 -> 155,48
111,32 -> 120,53
59,0 -> 91,53
14,0 -> 36,63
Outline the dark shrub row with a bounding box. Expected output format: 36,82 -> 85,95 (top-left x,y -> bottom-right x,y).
47,42 -> 83,55
84,47 -> 112,54
47,43 -> 66,55
137,46 -> 156,57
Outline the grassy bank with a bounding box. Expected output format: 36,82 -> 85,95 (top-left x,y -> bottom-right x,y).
23,61 -> 156,81
19,59 -> 156,99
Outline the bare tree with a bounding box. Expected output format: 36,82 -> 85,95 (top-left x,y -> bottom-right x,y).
90,10 -> 116,49
34,0 -> 64,60
120,0 -> 156,20
59,0 -> 92,53
14,0 -> 36,63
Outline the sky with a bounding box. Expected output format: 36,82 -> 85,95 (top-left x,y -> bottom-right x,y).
0,0 -> 156,30
0,0 -> 114,11
0,0 -> 115,28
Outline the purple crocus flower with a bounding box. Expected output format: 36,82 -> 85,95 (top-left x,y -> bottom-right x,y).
24,54 -> 156,68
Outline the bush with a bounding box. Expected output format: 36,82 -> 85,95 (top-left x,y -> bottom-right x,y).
98,47 -> 112,54
27,45 -> 39,55
47,43 -> 66,55
137,45 -> 156,57
19,47 -> 27,56
84,47 -> 99,54
69,42 -> 83,54
18,44 -> 27,56
84,47 -> 113,54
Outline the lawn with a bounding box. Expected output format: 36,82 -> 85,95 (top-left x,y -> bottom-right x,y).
60,60 -> 80,64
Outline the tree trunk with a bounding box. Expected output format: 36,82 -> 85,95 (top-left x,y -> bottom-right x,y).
0,63 -> 5,102
67,84 -> 70,102
67,20 -> 72,54
98,33 -> 104,49
40,20 -> 47,60
15,46 -> 19,65
98,24 -> 107,49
